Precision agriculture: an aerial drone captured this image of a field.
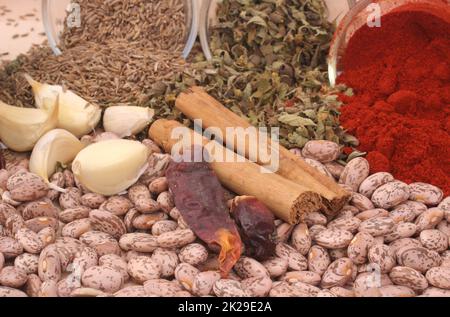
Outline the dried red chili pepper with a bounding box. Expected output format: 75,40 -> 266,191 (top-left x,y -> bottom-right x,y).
166,160 -> 242,277
230,196 -> 276,261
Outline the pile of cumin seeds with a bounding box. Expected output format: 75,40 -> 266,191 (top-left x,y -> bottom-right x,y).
61,0 -> 188,51
0,0 -> 188,108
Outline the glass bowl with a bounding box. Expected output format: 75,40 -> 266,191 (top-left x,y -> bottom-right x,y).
327,0 -> 449,86
41,0 -> 199,58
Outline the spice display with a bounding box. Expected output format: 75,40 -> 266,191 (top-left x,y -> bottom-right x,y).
148,119 -> 323,224
166,159 -> 242,277
338,2 -> 450,196
230,196 -> 276,261
0,0 -> 449,299
175,87 -> 350,214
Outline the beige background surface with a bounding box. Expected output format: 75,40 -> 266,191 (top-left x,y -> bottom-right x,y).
0,0 -> 44,61
0,0 -> 350,61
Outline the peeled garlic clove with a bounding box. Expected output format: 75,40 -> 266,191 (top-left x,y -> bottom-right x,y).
0,99 -> 58,152
29,129 -> 85,186
72,139 -> 150,196
25,74 -> 102,138
103,106 -> 155,138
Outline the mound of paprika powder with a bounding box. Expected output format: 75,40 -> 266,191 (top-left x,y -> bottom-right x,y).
338,2 -> 450,196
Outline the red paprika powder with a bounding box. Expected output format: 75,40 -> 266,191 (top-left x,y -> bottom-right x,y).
338,1 -> 450,196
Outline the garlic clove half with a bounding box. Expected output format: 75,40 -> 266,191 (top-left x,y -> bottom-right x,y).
29,129 -> 85,187
103,106 -> 155,138
0,98 -> 58,152
72,139 -> 150,196
24,74 -> 102,138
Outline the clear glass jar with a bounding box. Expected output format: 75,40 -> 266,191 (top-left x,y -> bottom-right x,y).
328,0 -> 449,86
42,0 -> 199,58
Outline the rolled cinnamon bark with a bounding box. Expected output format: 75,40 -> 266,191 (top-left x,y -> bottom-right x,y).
175,87 -> 350,214
149,119 -> 323,224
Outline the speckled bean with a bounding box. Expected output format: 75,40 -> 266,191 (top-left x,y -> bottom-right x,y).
89,209 -> 126,240
262,257 -> 288,278
328,217 -> 361,234
314,228 -> 353,249
275,223 -> 294,243
156,229 -> 196,248
179,243 -> 208,266
371,181 -> 410,209
151,248 -> 179,278
302,140 -> 340,163
347,232 -> 375,265
409,183 -> 443,206
128,184 -> 160,214
242,276 -> 272,297
192,271 -> 221,296
81,265 -> 123,293
425,266 -> 450,290
358,217 -> 395,236
143,279 -> 183,296
358,172 -> 395,198
234,257 -> 269,279
351,193 -> 374,211
175,263 -> 199,292
389,266 -> 428,291
0,266 -> 28,288
384,223 -> 417,243
419,229 -> 448,252
339,158 -> 370,191
151,220 -> 178,236
59,187 -> 82,209
282,271 -> 321,286
14,253 -> 39,274
397,247 -> 441,273
291,223 -> 311,255
81,193 -> 106,209
15,227 -> 43,254
213,279 -> 249,297
321,258 -> 354,289
367,244 -> 396,273
100,196 -> 133,216
0,236 -> 23,258
7,172 -> 48,202
415,208 -> 444,231
307,245 -> 330,275
355,209 -> 389,221
275,243 -> 308,271
132,212 -> 167,230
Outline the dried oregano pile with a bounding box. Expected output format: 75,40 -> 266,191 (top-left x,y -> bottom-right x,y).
0,0 -> 355,149
146,0 -> 356,149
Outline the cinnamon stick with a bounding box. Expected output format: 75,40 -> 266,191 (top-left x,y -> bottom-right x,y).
175,87 -> 350,215
149,119 -> 323,224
